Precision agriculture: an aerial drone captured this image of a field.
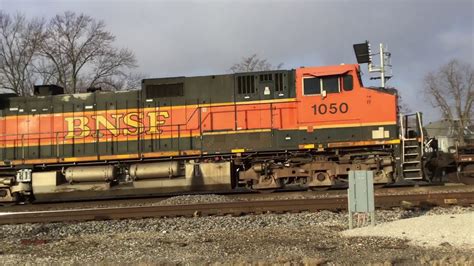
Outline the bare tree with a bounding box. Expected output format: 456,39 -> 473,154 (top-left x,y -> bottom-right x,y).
40,11 -> 136,93
0,12 -> 45,95
85,48 -> 136,90
230,54 -> 283,73
424,59 -> 473,145
31,57 -> 59,86
89,72 -> 146,91
397,91 -> 412,114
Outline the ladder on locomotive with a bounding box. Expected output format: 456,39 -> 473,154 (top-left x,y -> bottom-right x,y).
399,113 -> 424,180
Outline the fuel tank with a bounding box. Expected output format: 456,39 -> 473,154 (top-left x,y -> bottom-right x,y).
64,165 -> 117,183
129,161 -> 182,180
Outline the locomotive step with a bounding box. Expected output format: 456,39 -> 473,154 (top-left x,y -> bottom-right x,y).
404,145 -> 419,149
403,176 -> 423,180
404,153 -> 419,156
403,168 -> 422,172
403,160 -> 420,164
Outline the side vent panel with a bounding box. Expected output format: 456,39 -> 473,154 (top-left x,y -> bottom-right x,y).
275,73 -> 284,92
145,83 -> 184,98
237,75 -> 255,95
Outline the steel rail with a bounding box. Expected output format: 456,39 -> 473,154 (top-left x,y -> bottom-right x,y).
0,191 -> 473,225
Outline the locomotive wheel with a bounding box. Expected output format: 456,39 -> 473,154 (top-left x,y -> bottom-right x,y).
309,186 -> 330,191
11,192 -> 21,204
257,189 -> 276,194
11,192 -> 29,205
456,165 -> 474,185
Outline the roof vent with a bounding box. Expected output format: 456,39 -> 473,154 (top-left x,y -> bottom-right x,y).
34,85 -> 64,96
87,87 -> 102,93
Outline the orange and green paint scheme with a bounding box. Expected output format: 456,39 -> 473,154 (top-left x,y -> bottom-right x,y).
0,64 -> 398,166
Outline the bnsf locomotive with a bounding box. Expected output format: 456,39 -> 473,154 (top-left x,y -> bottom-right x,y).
0,63 -> 426,203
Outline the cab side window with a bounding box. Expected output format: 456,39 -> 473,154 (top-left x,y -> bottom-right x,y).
303,77 -> 321,95
322,76 -> 339,94
303,74 -> 354,95
343,75 -> 353,91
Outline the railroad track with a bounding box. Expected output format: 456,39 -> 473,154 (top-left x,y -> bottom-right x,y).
1,186 -> 473,225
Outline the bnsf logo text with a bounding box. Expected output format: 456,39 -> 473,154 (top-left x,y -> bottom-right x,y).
64,111 -> 169,139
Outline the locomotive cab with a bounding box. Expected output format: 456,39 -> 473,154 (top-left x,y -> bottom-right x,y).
295,64 -> 398,144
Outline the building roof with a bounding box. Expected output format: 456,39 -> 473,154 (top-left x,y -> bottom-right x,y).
425,119 -> 473,139
425,120 -> 455,138
0,88 -> 15,94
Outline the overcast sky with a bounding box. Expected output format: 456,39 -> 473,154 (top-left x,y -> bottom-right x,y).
1,0 -> 473,122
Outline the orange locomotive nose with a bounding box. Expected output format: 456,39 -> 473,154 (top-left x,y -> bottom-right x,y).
295,64 -> 397,132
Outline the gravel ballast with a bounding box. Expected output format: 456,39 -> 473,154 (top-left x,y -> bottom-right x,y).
153,194 -> 237,206
4,184 -> 473,213
343,212 -> 474,249
0,204 -> 473,264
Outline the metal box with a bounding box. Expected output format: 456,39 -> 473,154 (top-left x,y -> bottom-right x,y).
348,170 -> 375,228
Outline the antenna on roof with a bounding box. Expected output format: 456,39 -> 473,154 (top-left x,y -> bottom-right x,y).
353,41 -> 392,88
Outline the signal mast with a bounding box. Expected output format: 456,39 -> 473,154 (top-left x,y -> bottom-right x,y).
353,41 -> 392,88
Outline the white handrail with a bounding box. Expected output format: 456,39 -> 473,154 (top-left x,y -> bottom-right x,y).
417,112 -> 424,157
399,113 -> 405,165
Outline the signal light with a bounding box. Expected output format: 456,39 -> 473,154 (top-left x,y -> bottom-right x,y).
353,41 -> 371,64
